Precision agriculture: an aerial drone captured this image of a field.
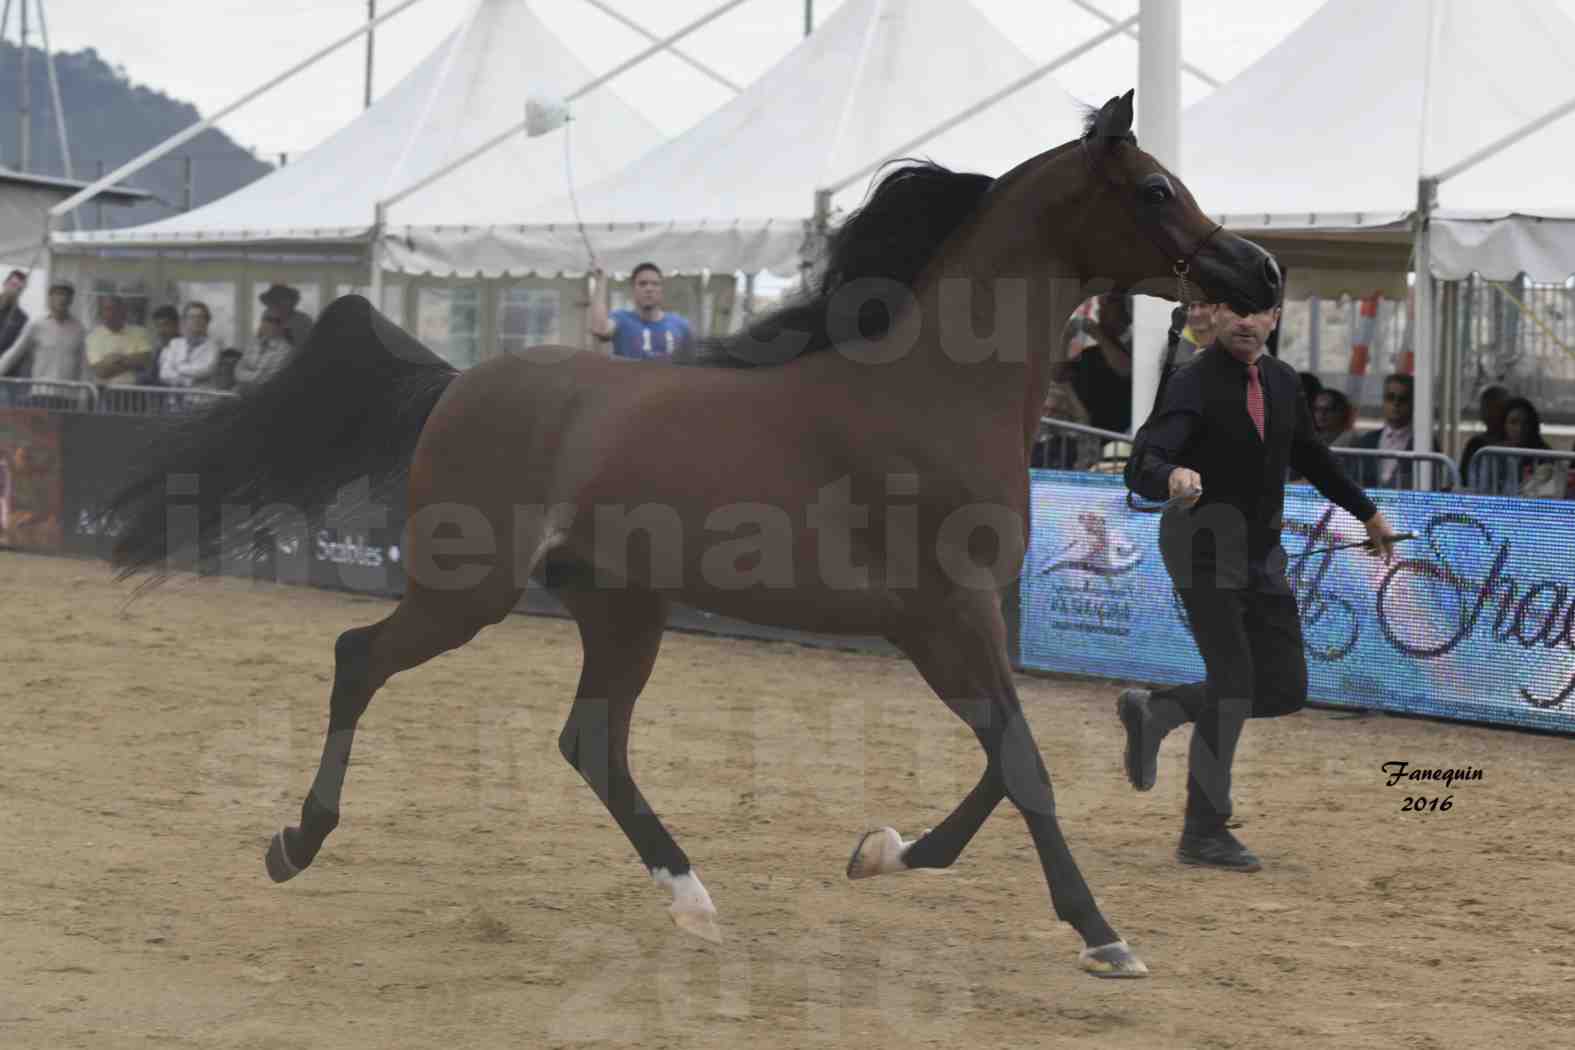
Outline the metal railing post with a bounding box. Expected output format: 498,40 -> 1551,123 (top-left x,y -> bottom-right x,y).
1326,446 -> 1462,492
1466,446 -> 1575,497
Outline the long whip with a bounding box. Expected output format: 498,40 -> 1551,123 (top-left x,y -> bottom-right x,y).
1286,531 -> 1416,560
562,112 -> 598,272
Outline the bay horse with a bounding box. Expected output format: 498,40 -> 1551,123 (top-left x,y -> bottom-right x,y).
108,91 -> 1280,978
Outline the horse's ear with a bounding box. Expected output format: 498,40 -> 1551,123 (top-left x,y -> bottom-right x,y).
1093,89 -> 1136,144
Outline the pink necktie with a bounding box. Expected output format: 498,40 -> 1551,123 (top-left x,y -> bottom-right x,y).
1246,363 -> 1265,439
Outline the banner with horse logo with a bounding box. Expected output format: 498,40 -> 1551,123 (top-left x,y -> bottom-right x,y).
1021,471 -> 1575,734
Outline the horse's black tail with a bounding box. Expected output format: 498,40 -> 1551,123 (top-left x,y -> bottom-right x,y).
108,295 -> 458,587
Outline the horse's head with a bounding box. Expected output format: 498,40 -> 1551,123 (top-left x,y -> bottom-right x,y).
1030,90 -> 1281,314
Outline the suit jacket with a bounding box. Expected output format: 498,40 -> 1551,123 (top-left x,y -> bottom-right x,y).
0,304 -> 28,375
1129,345 -> 1377,592
1352,427 -> 1438,490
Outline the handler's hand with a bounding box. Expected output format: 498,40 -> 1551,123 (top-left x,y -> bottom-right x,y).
1363,512 -> 1400,562
1168,467 -> 1203,504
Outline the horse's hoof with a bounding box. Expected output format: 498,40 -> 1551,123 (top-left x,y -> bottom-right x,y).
654,867 -> 721,944
1078,940 -> 1149,978
265,828 -> 305,884
846,827 -> 911,880
671,906 -> 724,944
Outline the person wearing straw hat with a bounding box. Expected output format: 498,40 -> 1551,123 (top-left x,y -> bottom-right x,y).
1118,299 -> 1400,873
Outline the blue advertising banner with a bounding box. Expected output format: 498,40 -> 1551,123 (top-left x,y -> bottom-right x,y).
1020,470 -> 1575,735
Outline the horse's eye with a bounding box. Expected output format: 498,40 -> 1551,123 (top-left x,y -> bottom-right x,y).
1141,176 -> 1173,205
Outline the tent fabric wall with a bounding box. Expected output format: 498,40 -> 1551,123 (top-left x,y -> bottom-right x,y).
50,0 -> 1091,281
1183,0 -> 1575,283
505,0 -> 1090,277
381,219 -> 809,279
1428,214 -> 1575,283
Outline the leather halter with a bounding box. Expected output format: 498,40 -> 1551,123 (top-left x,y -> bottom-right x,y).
1080,137 -> 1222,303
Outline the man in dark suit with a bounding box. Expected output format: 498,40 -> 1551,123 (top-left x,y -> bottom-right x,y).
1352,373 -> 1436,489
1119,300 -> 1400,871
0,270 -> 29,402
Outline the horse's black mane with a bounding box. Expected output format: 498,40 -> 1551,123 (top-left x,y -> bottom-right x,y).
1080,102 -> 1135,144
688,160 -> 994,369
1080,105 -> 1102,138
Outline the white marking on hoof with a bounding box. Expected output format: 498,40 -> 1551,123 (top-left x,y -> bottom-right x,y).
1078,940 -> 1149,978
265,829 -> 301,883
653,867 -> 722,944
846,827 -> 915,880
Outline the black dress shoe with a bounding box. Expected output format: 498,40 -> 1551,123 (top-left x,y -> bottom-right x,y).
1177,829 -> 1262,872
1116,689 -> 1160,791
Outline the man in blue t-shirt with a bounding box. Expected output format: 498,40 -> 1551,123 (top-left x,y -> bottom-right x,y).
589,262 -> 694,361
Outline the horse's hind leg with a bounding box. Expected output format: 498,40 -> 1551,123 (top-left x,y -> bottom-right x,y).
265,576 -> 522,882
550,575 -> 719,943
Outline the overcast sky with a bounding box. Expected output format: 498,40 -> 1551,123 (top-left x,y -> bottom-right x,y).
24,0 -> 1575,162
18,0 -> 1341,161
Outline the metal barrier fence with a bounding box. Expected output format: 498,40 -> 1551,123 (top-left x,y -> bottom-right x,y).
94,385 -> 238,416
1467,446 -> 1575,498
1035,418 -> 1473,493
0,377 -> 99,411
1035,419 -> 1482,494
1034,416 -> 1129,471
1325,446 -> 1462,491
0,378 -> 234,416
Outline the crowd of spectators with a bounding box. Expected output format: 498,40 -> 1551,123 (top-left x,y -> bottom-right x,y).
1036,296 -> 1573,501
1,263 -> 1567,502
0,273 -> 311,404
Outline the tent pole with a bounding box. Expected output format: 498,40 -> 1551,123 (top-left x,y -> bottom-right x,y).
18,0 -> 28,172
48,0 -> 429,222
36,0 -> 78,229
1413,176 -> 1438,490
365,0 -> 376,110
1432,90 -> 1575,187
1068,0 -> 1218,87
1444,280 -> 1460,461
369,203 -> 385,312
1131,0 -> 1181,440
579,0 -> 741,93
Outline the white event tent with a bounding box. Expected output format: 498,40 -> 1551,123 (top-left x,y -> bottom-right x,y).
454,0 -> 1099,280
48,0 -> 667,365
52,0 -> 1110,362
1178,0 -> 1575,446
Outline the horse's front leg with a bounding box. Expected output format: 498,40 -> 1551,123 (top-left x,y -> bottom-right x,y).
845,771 -> 1002,877
553,580 -> 721,943
851,592 -> 1147,978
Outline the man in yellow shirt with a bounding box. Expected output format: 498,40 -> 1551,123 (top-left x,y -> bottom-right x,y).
85,296 -> 154,386
1178,300 -> 1218,357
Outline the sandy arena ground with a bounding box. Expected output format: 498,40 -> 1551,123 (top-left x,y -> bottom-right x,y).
2,550 -> 1573,1049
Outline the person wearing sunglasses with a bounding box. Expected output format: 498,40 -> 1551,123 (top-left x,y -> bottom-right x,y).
1120,300 -> 1400,873
1352,374 -> 1438,489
